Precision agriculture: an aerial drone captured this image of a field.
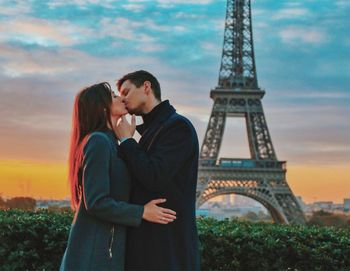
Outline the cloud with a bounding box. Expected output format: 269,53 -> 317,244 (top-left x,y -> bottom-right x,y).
200,41 -> 221,55
100,18 -> 154,42
47,0 -> 114,9
0,1 -> 32,16
98,17 -> 186,50
335,0 -> 350,8
263,102 -> 350,164
345,37 -> 350,46
0,0 -> 348,169
136,43 -> 166,52
0,43 -> 207,161
174,12 -> 205,19
0,45 -> 83,77
128,0 -> 214,3
141,19 -> 170,32
122,4 -> 145,12
214,109 -> 350,166
0,17 -> 92,47
279,90 -> 350,99
284,2 -> 304,8
279,26 -> 328,45
157,0 -> 213,5
272,8 -> 311,20
47,0 -> 214,10
156,0 -> 214,9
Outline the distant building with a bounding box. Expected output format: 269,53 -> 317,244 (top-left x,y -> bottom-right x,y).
295,196 -> 307,211
344,199 -> 350,212
196,209 -> 209,217
223,194 -> 234,207
196,196 -> 268,220
197,196 -> 350,219
36,199 -> 70,209
312,201 -> 333,211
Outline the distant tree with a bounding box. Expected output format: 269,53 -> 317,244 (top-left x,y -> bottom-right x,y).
240,211 -> 259,222
239,211 -> 272,223
314,210 -> 332,216
6,197 -> 36,211
47,205 -> 71,213
60,206 -> 72,213
308,210 -> 349,228
257,211 -> 272,221
0,196 -> 7,209
47,205 -> 61,212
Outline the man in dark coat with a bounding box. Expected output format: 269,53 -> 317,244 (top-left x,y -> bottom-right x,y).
114,70 -> 200,271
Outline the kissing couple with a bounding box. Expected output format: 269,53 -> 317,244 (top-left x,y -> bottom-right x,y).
60,70 -> 201,271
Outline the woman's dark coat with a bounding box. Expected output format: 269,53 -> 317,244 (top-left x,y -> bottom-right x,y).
60,130 -> 144,271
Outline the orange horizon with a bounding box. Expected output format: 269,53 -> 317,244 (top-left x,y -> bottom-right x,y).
0,159 -> 349,204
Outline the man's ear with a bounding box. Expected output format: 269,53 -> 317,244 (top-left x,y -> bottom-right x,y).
144,81 -> 152,95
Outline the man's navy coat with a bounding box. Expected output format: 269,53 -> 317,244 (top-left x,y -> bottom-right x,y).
120,100 -> 200,271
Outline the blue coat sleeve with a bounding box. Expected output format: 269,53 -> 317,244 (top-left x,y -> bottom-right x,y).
119,120 -> 197,192
82,133 -> 144,227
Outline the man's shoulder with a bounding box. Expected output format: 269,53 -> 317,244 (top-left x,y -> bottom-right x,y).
163,112 -> 197,139
166,112 -> 194,128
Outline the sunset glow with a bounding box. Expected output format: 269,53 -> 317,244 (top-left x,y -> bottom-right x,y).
0,1 -> 349,204
0,160 -> 68,200
0,160 -> 349,204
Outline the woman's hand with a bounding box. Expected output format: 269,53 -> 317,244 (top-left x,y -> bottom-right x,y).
142,199 -> 177,224
113,115 -> 136,140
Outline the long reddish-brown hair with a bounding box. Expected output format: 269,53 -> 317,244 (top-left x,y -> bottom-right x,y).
68,82 -> 113,210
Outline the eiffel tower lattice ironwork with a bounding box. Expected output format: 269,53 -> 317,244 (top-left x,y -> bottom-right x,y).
196,0 -> 306,224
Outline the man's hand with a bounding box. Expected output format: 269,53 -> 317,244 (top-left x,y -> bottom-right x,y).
113,115 -> 136,140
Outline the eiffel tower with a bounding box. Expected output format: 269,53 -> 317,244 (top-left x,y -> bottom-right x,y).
196,0 -> 306,224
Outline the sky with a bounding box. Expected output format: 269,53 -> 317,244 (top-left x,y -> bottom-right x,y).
0,0 -> 349,204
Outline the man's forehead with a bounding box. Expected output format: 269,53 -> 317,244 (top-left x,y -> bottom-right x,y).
118,80 -> 129,92
120,80 -> 131,89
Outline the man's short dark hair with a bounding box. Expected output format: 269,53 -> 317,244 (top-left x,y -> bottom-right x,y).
117,70 -> 161,101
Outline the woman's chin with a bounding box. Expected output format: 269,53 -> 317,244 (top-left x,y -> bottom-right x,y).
111,110 -> 128,117
110,114 -> 121,120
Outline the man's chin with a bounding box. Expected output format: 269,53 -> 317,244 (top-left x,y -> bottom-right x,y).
126,108 -> 142,116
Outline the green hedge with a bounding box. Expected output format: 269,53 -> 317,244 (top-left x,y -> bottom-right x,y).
0,210 -> 349,271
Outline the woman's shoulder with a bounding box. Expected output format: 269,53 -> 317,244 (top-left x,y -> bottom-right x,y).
84,131 -> 112,152
89,131 -> 110,140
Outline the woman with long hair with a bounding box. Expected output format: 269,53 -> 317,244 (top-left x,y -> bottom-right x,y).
60,82 -> 176,271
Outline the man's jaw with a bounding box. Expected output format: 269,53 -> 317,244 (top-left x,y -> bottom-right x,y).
126,107 -> 143,116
